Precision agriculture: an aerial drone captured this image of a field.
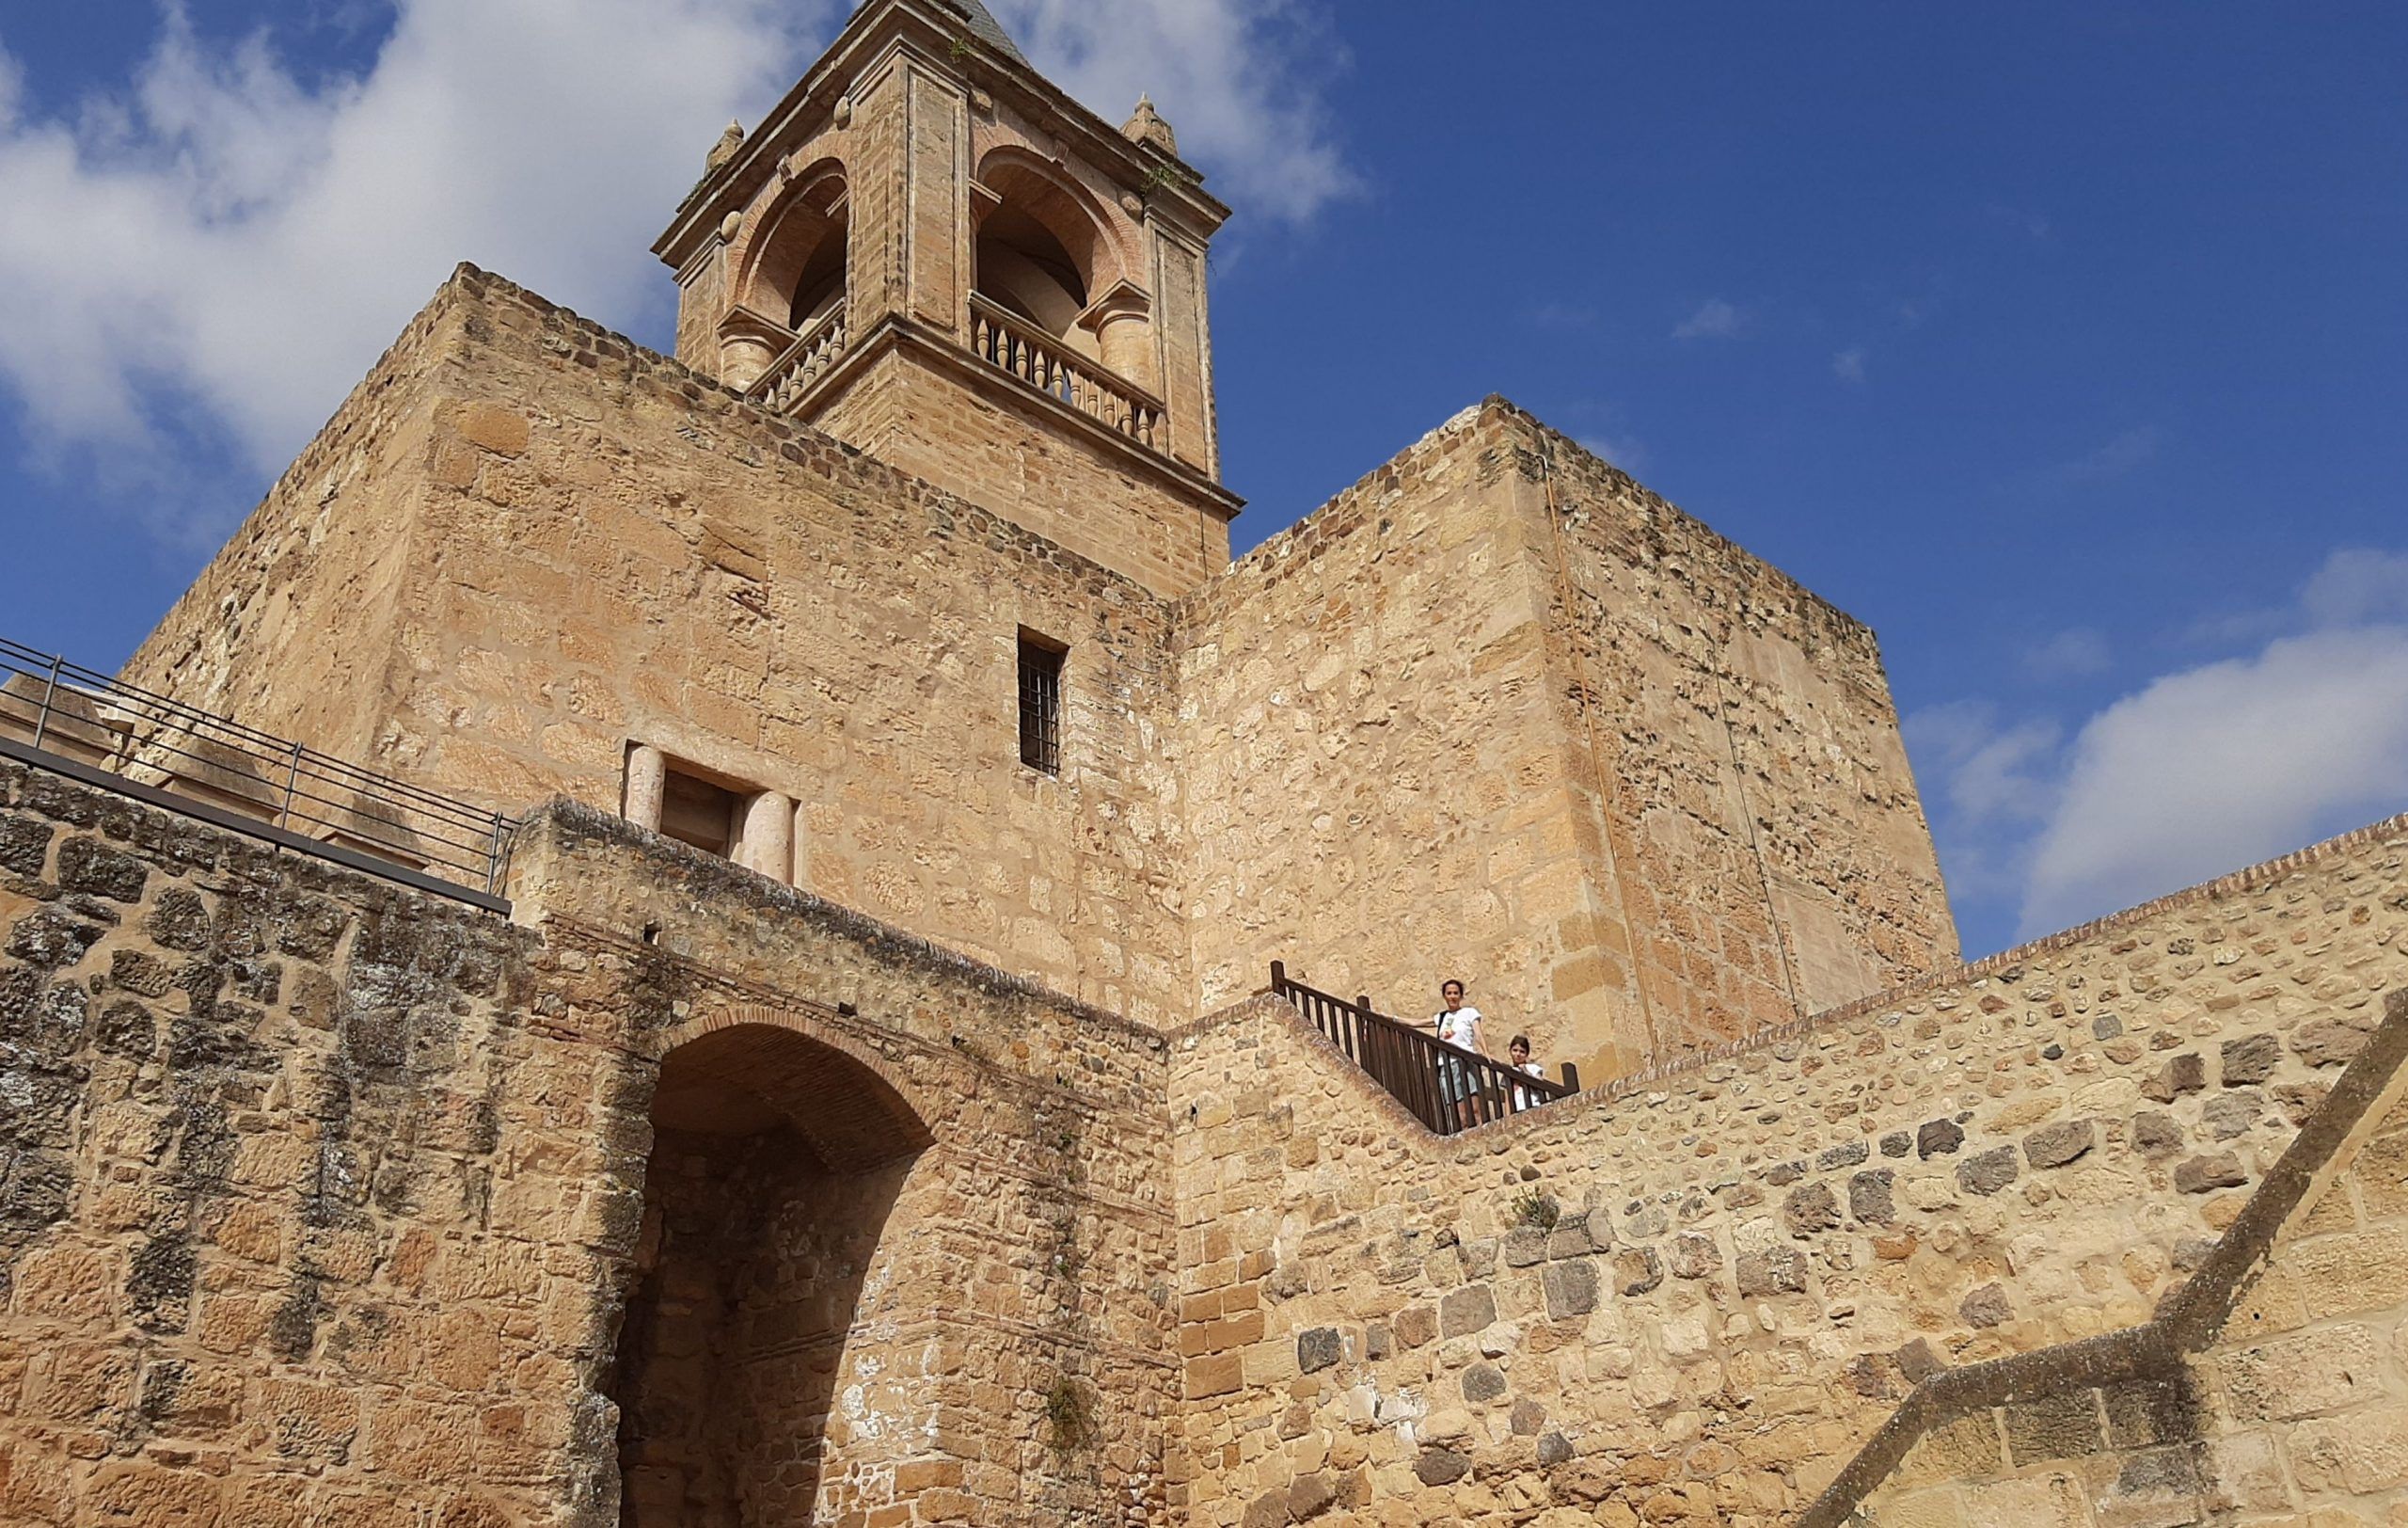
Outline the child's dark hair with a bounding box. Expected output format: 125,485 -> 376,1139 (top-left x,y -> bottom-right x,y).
1510,1033 -> 1531,1051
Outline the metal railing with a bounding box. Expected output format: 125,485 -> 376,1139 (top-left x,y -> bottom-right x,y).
1270,963 -> 1578,1136
747,307 -> 848,414
968,294 -> 1166,454
0,636 -> 515,899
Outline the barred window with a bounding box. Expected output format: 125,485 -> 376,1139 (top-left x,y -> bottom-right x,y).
1018,630 -> 1065,775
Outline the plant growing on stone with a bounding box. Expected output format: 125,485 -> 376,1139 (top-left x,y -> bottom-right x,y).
1043,1376 -> 1094,1453
1513,1189 -> 1560,1230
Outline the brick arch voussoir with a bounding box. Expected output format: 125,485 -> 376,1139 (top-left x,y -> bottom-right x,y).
652,1001 -> 943,1139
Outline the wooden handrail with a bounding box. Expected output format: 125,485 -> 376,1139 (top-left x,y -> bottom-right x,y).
1269,962 -> 1577,1136
967,294 -> 1166,454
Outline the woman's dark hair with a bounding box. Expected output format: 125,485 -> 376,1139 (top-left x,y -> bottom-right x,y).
1441,979 -> 1465,994
1510,1034 -> 1531,1052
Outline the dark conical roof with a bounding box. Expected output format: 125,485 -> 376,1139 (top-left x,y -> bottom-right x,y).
930,0 -> 1028,65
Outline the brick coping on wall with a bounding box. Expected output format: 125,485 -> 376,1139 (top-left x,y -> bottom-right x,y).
1795,986 -> 2408,1528
1174,807 -> 2408,1155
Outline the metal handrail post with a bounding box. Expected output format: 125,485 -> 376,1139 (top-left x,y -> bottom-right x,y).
28,653 -> 62,752
484,814 -> 508,894
277,740 -> 304,831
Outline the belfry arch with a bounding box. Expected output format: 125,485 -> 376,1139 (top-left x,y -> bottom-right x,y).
607,1019 -> 932,1526
719,162 -> 849,390
973,149 -> 1153,388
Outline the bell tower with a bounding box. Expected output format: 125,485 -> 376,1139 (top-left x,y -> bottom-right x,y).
653,0 -> 1244,597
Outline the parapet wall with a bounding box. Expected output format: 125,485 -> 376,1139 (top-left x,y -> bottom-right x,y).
1161,811 -> 2406,1525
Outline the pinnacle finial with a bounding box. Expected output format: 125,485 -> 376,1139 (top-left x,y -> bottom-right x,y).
706,119 -> 745,172
1122,95 -> 1177,157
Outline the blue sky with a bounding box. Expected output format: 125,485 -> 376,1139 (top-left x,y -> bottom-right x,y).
1,1 -> 2403,959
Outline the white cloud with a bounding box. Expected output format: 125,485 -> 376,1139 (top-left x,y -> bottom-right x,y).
2021,626 -> 2408,932
2303,547 -> 2408,627
1831,346 -> 1866,384
1912,548 -> 2408,949
2021,627 -> 2111,680
0,0 -> 1355,539
2043,425 -> 2159,487
1671,297 -> 1744,341
1576,431 -> 1645,473
998,0 -> 1357,226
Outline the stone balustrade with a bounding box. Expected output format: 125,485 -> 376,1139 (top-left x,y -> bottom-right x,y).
748,307 -> 848,413
968,294 -> 1164,454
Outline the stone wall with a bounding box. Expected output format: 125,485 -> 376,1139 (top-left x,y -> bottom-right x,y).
1537,411 -> 1958,1048
117,294 -> 451,774
0,759 -> 1182,1525
1160,813 -> 2406,1526
808,336 -> 1237,601
0,756 -> 544,1525
1846,987 -> 2408,1528
1172,399 -> 1956,1082
1170,403 -> 1618,1072
120,267 -> 1197,1029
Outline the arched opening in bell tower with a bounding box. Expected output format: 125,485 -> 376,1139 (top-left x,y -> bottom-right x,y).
606,1022 -> 930,1526
973,152 -> 1116,366
719,163 -> 851,391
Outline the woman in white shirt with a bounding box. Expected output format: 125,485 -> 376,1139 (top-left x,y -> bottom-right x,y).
1430,979 -> 1484,1129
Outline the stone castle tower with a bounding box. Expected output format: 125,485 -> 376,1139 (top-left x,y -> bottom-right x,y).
110,0 -> 1960,1089
15,4 -> 2395,1526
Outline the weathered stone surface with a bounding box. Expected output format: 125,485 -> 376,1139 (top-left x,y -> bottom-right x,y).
1413,1448 -> 1472,1487
56,837 -> 147,903
2025,1118 -> 2096,1170
1850,1170 -> 1896,1225
1735,1246 -> 1806,1297
2175,1154 -> 2247,1193
1439,1284 -> 1497,1338
2144,1053 -> 2208,1103
1462,1362 -> 1507,1403
1669,1232 -> 1723,1278
2296,1017 -> 2376,1069
2222,1032 -> 2281,1086
1612,1247 -> 1662,1297
1918,1118 -> 1965,1158
1959,1282 -> 2013,1329
1542,1259 -> 1599,1318
1296,1327 -> 1342,1374
1784,1181 -> 1840,1237
2134,1111 -> 2185,1156
1958,1145 -> 2020,1196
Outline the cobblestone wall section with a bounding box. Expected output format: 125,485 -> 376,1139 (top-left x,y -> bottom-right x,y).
1161,815 -> 2405,1525
0,756 -> 543,1525
1854,990 -> 2408,1527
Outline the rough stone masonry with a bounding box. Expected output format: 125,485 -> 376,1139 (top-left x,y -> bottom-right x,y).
5,0 -> 2404,1524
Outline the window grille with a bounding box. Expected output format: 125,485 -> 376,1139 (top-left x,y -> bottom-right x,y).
1018,631 -> 1065,774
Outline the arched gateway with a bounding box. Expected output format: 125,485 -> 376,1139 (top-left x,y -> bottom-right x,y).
606,1021 -> 933,1524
